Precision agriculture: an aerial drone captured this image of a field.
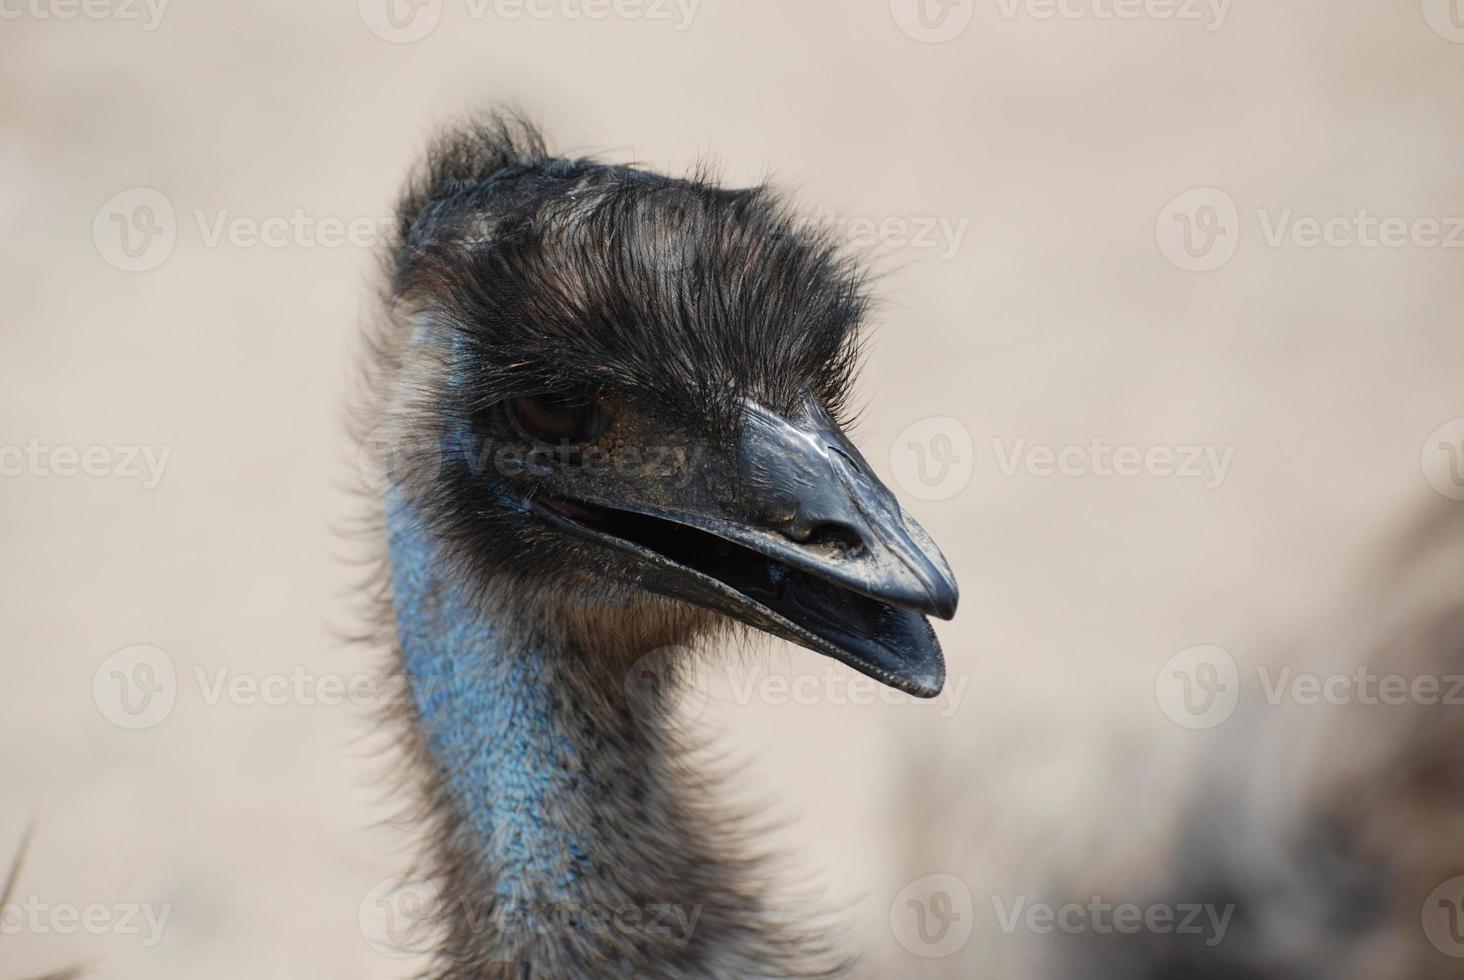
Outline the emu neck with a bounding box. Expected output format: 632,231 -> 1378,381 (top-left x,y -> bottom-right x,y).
387,498 -> 823,977
388,501 -> 594,902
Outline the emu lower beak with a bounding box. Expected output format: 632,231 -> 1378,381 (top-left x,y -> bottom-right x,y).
530,397 -> 958,698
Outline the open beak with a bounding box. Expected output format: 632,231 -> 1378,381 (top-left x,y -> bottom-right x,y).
528,396 -> 959,698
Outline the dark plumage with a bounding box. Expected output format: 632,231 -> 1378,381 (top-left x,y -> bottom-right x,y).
392,115 -> 864,427
359,113 -> 957,978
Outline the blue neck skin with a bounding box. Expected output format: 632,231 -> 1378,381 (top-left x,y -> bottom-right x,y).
386,492 -> 592,901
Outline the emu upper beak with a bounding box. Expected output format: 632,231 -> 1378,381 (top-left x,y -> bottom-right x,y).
529,396 -> 959,697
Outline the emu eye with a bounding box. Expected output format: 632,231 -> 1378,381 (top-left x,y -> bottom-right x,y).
508,391 -> 610,444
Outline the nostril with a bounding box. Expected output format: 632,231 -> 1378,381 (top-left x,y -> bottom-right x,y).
795,522 -> 864,558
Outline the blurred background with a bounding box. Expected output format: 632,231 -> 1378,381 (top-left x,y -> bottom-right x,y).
4,0 -> 1464,976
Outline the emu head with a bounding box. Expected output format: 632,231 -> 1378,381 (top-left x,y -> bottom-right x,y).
377,117 -> 957,696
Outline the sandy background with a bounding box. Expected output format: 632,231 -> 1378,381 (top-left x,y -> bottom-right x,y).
4,0 -> 1464,975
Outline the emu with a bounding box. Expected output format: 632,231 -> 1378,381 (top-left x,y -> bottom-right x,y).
360,115 -> 958,978
1045,500 -> 1464,980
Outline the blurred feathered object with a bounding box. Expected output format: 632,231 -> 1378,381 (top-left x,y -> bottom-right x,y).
2,825 -> 85,980
1050,499 -> 1464,979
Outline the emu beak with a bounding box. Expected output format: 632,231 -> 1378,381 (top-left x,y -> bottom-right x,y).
529,396 -> 958,698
